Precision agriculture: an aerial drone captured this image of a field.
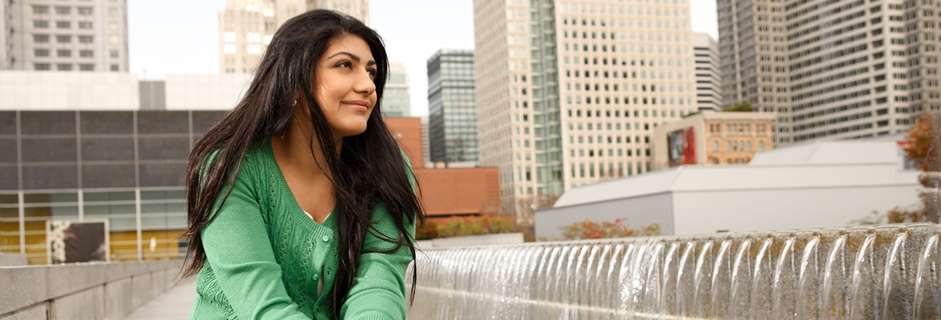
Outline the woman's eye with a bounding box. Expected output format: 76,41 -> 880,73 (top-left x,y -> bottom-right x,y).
367,69 -> 377,77
337,61 -> 351,68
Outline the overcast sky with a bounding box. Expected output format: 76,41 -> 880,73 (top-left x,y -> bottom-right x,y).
128,0 -> 718,116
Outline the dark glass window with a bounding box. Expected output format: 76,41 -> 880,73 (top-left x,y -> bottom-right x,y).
81,137 -> 134,161
139,162 -> 186,187
22,164 -> 78,189
138,137 -> 189,160
137,111 -> 189,134
80,112 -> 133,134
21,112 -> 76,135
192,111 -> 227,134
82,164 -> 135,188
22,138 -> 77,162
0,166 -> 17,190
0,112 -> 16,134
0,139 -> 17,163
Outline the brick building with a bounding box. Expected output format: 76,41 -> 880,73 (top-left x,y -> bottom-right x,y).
384,117 -> 500,219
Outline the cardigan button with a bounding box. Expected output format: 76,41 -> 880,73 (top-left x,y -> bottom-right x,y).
322,235 -> 330,242
312,274 -> 319,280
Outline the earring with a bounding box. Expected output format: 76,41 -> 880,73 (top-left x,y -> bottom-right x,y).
292,99 -> 297,107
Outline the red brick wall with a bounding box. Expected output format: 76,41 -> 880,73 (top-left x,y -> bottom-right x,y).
384,117 -> 500,217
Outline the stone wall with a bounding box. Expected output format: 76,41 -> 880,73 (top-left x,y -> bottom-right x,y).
0,260 -> 183,320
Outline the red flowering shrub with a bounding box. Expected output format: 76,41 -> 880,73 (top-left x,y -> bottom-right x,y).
416,219 -> 440,240
437,214 -> 519,238
559,218 -> 661,240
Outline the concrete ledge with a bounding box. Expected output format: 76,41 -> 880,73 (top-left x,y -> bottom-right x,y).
0,260 -> 183,320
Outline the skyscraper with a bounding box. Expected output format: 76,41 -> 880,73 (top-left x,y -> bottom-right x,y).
0,0 -> 129,72
219,0 -> 369,74
718,0 -> 940,145
427,49 -> 478,165
474,0 -> 697,214
381,62 -> 411,117
693,33 -> 721,112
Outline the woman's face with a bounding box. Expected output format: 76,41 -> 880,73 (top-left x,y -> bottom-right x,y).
313,34 -> 378,139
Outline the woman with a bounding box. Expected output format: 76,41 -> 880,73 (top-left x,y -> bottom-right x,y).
182,10 -> 422,319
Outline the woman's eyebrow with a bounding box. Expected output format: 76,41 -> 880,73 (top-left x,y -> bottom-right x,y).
326,51 -> 376,66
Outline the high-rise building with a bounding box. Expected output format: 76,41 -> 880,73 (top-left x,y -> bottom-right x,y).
474,0 -> 697,214
381,62 -> 410,117
427,49 -> 478,165
693,33 -> 721,112
311,0 -> 369,26
219,0 -> 369,74
0,0 -> 129,72
718,0 -> 941,145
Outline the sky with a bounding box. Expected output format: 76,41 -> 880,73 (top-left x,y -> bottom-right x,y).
128,0 -> 718,116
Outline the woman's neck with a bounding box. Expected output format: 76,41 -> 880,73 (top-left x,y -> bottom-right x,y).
273,123 -> 337,180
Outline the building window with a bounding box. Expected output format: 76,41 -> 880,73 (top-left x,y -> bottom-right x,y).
56,21 -> 71,29
34,63 -> 51,71
110,64 -> 119,71
57,49 -> 71,57
759,141 -> 765,152
33,20 -> 49,28
32,5 -> 50,14
78,7 -> 93,15
78,21 -> 93,29
56,35 -> 71,43
33,34 -> 50,43
110,50 -> 119,58
79,50 -> 93,57
79,64 -> 94,71
79,35 -> 93,44
55,6 -> 71,15
223,32 -> 236,42
57,63 -> 72,71
713,141 -> 719,152
34,49 -> 50,57
223,44 -> 236,54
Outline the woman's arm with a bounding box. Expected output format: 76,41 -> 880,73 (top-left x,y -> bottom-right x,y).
341,151 -> 418,319
339,204 -> 416,320
200,161 -> 311,320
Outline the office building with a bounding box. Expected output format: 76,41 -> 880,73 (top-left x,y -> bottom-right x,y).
219,0 -> 369,73
427,49 -> 478,165
381,62 -> 411,117
718,0 -> 941,145
693,33 -> 721,112
1,0 -> 129,72
474,0 -> 698,214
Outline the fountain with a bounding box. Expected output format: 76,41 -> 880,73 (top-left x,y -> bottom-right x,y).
406,224 -> 941,319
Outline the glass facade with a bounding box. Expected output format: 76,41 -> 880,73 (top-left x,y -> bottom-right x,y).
427,49 -> 479,165
0,110 -> 226,264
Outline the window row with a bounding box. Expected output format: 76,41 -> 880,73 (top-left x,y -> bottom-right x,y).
33,20 -> 94,29
32,34 -> 95,44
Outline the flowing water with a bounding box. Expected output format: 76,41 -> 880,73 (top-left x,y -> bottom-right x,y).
407,224 -> 941,319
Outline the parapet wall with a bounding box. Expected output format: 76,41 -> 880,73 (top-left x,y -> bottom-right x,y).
0,260 -> 183,320
408,224 -> 941,319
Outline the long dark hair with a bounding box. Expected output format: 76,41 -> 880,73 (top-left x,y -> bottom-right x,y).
182,9 -> 423,317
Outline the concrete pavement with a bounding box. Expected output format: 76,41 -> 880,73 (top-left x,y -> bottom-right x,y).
124,277 -> 196,320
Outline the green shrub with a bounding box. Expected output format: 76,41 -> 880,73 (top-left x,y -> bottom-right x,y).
437,214 -> 519,238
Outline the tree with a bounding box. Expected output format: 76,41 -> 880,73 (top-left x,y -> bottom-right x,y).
723,101 -> 755,112
889,112 -> 940,223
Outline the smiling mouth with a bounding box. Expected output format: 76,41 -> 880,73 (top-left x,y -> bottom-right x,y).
342,101 -> 370,112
